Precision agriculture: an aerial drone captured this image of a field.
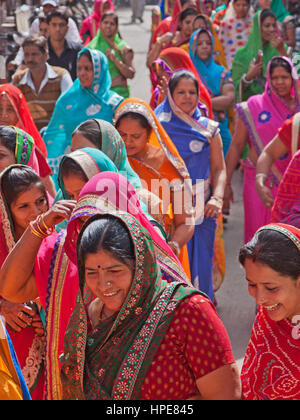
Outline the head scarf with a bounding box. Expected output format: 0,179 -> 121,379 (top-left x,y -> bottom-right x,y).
235,56 -> 300,185
270,0 -> 291,23
219,0 -> 254,68
80,0 -> 115,42
0,84 -> 47,157
232,10 -> 287,101
61,212 -> 199,400
58,147 -> 118,199
189,28 -> 227,96
64,171 -> 190,284
270,150 -> 300,228
43,48 -> 124,177
151,47 -> 213,117
241,222 -> 300,401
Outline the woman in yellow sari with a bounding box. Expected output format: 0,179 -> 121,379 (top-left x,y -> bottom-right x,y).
115,98 -> 194,279
0,316 -> 31,400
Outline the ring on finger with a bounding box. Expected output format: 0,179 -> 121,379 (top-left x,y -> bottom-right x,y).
18,311 -> 23,319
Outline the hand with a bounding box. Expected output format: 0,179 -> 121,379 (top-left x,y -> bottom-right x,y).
106,48 -> 116,61
270,36 -> 285,54
157,74 -> 169,100
246,59 -> 263,82
157,32 -> 174,46
31,314 -> 45,337
223,184 -> 234,215
204,197 -> 222,219
256,178 -> 274,209
0,300 -> 35,332
43,200 -> 77,229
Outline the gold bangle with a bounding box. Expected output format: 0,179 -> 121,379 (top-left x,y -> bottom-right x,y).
29,221 -> 46,239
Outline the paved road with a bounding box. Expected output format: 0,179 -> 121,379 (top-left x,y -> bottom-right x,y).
117,5 -> 256,369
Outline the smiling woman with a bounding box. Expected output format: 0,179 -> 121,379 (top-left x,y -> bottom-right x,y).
239,223 -> 300,400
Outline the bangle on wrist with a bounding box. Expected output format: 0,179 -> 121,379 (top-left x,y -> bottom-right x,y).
210,195 -> 223,205
242,74 -> 253,85
168,240 -> 180,257
256,173 -> 268,183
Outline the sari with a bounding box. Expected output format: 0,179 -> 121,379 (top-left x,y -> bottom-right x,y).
60,212 -> 204,400
34,149 -> 119,400
271,150 -> 300,228
189,28 -> 233,155
155,82 -> 220,301
235,56 -> 300,243
218,1 -> 254,69
115,98 -> 192,278
0,84 -> 48,159
43,48 -> 123,180
241,223 -> 300,400
193,14 -> 228,68
64,171 -> 190,285
0,316 -> 31,400
88,26 -> 132,99
232,10 -> 287,102
278,112 -> 300,155
150,47 -> 213,118
80,0 -> 114,44
0,164 -> 45,400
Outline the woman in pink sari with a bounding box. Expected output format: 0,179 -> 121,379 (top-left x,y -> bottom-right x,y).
224,56 -> 300,243
65,171 -> 191,285
80,0 -> 114,44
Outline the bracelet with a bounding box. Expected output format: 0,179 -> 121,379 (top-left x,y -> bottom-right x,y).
210,195 -> 223,204
256,173 -> 268,184
242,74 -> 253,85
29,221 -> 47,239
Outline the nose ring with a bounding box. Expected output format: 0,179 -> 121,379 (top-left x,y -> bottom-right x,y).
106,281 -> 112,286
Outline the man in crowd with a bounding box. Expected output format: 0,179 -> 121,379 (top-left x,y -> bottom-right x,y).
12,35 -> 73,131
30,0 -> 82,44
47,8 -> 83,81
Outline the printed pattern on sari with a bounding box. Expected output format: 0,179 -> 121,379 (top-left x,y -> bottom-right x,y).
61,212 -> 198,400
241,306 -> 300,400
44,229 -> 70,400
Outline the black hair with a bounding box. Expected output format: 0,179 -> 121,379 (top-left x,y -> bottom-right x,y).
101,11 -> 119,25
72,120 -> 102,149
78,215 -> 136,273
0,126 -> 17,154
239,230 -> 300,281
1,166 -> 46,208
269,57 -> 292,76
22,34 -> 48,54
233,0 -> 250,3
115,112 -> 152,138
46,7 -> 70,25
78,49 -> 93,63
59,157 -> 88,182
179,8 -> 198,22
260,8 -> 276,24
169,69 -> 199,96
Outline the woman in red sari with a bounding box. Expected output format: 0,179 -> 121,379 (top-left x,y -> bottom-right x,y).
150,47 -> 213,117
239,223 -> 300,400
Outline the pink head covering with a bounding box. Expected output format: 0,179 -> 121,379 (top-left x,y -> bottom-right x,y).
65,172 -> 190,283
80,0 -> 114,41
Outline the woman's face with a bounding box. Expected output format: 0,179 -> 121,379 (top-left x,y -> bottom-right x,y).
77,55 -> 94,90
258,0 -> 272,9
84,249 -> 134,317
62,173 -> 86,201
10,183 -> 48,238
270,66 -> 293,99
193,16 -> 207,31
233,0 -> 250,19
100,15 -> 117,38
244,259 -> 300,322
117,117 -> 150,159
204,1 -> 213,17
180,14 -> 196,38
0,95 -> 19,126
261,16 -> 277,43
172,78 -> 198,115
0,143 -> 16,173
71,132 -> 96,152
196,32 -> 213,61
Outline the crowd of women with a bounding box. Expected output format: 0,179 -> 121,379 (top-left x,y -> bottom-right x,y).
0,0 -> 299,401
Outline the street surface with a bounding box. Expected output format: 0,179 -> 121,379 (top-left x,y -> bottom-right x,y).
117,5 -> 256,370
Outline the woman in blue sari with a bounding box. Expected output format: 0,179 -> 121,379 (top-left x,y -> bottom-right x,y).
0,316 -> 30,400
43,48 -> 124,184
155,69 -> 226,301
189,28 -> 235,156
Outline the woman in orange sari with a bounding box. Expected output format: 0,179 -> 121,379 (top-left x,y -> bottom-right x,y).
115,98 -> 194,278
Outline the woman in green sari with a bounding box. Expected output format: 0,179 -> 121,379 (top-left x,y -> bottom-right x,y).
60,213 -> 241,400
88,11 -> 135,99
232,8 -> 289,102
